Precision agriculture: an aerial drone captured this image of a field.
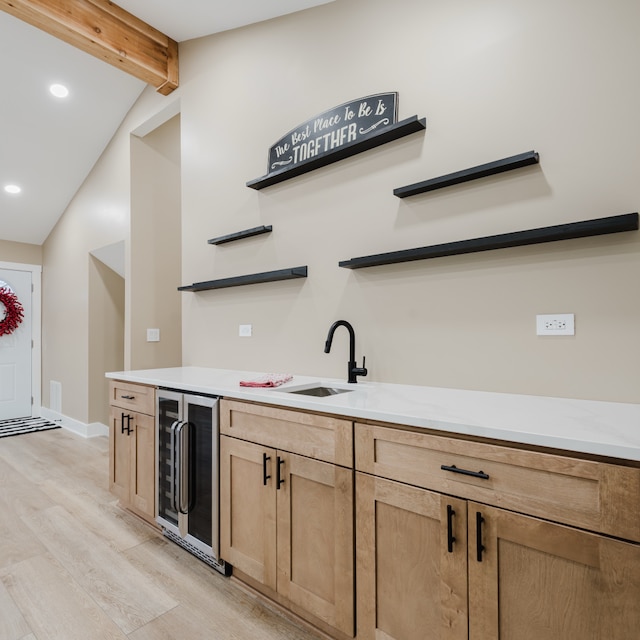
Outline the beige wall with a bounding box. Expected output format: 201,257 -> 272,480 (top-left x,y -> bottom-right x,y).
178,0 -> 640,402
129,114 -> 182,370
42,0 -> 640,420
88,257 -> 124,425
0,240 -> 42,265
42,89 -> 168,423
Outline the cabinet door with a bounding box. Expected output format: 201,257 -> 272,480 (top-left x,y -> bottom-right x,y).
219,435 -> 277,590
356,473 -> 468,640
276,452 -> 354,636
129,412 -> 156,520
109,406 -> 131,503
184,397 -> 217,551
468,502 -> 640,640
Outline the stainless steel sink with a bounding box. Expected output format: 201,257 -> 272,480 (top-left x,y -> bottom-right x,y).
286,386 -> 353,397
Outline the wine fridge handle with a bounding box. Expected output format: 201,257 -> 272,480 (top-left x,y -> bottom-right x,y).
176,421 -> 190,515
169,420 -> 180,513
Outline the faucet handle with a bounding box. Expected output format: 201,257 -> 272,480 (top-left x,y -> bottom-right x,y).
352,356 -> 368,379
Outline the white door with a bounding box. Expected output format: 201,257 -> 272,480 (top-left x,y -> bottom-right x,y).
0,268 -> 32,419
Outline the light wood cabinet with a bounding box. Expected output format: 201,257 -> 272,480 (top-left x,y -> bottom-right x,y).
356,473 -> 468,640
220,399 -> 352,467
355,422 -> 640,542
220,400 -> 354,638
355,422 -> 640,640
468,503 -> 640,640
108,380 -> 156,524
220,436 -> 277,588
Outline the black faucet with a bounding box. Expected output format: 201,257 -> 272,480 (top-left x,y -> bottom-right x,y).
324,320 -> 368,383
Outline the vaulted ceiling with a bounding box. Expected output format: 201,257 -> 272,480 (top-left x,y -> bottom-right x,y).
0,0 -> 335,245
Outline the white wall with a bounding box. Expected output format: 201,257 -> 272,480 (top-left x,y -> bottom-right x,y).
42,0 -> 640,418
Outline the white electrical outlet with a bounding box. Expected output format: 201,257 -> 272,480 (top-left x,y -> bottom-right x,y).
536,314 -> 575,336
239,324 -> 252,337
146,328 -> 160,342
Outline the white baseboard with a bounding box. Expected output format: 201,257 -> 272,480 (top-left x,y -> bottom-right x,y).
40,407 -> 109,438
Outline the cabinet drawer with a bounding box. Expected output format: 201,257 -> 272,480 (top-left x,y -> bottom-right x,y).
355,423 -> 640,543
109,380 -> 155,416
220,400 -> 353,467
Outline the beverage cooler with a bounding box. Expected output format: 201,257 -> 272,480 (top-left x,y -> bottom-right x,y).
156,389 -> 229,575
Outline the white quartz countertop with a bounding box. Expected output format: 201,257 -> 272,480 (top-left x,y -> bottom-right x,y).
106,366 -> 640,462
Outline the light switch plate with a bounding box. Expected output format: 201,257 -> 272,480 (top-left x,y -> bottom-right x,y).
147,328 -> 160,342
239,324 -> 252,337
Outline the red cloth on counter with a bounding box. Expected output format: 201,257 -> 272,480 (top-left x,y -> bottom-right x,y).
239,374 -> 293,388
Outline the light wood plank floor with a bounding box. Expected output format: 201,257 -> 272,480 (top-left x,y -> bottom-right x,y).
0,428 -> 322,640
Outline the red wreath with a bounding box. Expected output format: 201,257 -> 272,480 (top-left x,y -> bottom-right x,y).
0,286 -> 24,336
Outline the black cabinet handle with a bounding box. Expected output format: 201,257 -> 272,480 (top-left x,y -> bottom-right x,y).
276,456 -> 285,489
263,453 -> 271,486
476,512 -> 485,562
446,504 -> 456,553
120,412 -> 132,435
120,395 -> 135,400
441,464 -> 489,480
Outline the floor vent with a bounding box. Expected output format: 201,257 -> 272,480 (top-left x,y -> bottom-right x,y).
50,381 -> 62,414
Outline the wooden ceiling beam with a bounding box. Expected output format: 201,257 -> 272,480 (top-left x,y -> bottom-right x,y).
0,0 -> 178,94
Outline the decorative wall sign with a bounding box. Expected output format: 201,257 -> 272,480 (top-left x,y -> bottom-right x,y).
268,93 -> 398,172
247,94 -> 426,190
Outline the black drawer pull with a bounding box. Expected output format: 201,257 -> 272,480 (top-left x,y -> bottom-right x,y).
446,504 -> 456,553
476,512 -> 485,562
120,395 -> 135,400
263,453 -> 271,486
441,464 -> 489,480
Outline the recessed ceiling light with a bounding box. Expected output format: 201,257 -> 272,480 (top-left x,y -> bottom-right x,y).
4,184 -> 21,194
50,83 -> 69,98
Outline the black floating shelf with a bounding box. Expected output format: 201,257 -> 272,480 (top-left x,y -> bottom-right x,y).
394,150 -> 540,198
339,213 -> 639,270
247,115 -> 426,191
208,225 -> 273,245
178,266 -> 308,292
